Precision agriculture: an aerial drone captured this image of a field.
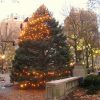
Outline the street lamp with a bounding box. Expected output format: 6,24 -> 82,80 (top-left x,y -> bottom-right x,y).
1,55 -> 5,59
1,54 -> 5,74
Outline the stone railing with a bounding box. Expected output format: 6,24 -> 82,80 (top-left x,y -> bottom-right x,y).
46,77 -> 81,100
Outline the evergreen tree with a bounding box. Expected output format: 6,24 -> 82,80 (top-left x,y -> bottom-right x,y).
46,19 -> 71,79
11,5 -> 71,89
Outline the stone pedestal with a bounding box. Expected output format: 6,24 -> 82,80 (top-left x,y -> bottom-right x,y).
73,63 -> 87,78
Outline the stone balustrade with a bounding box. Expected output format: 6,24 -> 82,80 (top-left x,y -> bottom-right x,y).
46,77 -> 80,100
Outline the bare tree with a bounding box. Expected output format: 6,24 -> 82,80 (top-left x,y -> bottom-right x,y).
64,8 -> 98,71
0,18 -> 21,73
79,10 -> 98,69
88,0 -> 100,9
64,8 -> 81,63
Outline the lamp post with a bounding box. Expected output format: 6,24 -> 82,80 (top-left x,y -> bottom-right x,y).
1,54 -> 5,74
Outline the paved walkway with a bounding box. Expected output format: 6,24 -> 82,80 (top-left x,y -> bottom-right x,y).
0,86 -> 46,100
0,73 -> 46,100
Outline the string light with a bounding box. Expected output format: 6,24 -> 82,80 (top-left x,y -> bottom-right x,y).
24,83 -> 27,86
19,13 -> 51,42
18,69 -> 70,88
20,84 -> 24,88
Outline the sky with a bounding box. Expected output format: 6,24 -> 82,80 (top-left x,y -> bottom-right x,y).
0,0 -> 88,24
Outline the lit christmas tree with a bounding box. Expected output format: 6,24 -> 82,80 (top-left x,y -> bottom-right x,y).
11,5 -> 71,89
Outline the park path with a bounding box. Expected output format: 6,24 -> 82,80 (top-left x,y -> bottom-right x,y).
0,87 -> 46,100
0,73 -> 46,100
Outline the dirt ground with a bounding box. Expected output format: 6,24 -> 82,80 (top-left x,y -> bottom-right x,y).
64,88 -> 100,100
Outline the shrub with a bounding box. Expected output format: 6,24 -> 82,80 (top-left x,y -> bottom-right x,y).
84,74 -> 97,88
83,74 -> 100,94
86,85 -> 98,95
94,75 -> 100,88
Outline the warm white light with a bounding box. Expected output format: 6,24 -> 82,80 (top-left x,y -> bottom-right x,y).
70,62 -> 75,66
1,55 -> 5,59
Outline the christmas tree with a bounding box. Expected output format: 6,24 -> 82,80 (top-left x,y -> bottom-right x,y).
11,5 -> 71,89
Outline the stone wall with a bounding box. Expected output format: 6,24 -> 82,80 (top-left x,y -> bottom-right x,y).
46,77 -> 80,100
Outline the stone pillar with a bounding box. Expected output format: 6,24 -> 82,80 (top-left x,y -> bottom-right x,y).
73,63 -> 87,78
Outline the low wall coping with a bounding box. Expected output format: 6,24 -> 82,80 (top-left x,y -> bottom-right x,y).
46,77 -> 80,85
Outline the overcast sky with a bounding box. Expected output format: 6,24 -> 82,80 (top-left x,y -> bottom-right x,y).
0,0 -> 88,24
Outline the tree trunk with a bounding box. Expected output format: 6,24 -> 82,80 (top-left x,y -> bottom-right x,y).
85,47 -> 89,68
91,49 -> 94,72
82,46 -> 85,61
74,40 -> 78,63
1,59 -> 4,74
